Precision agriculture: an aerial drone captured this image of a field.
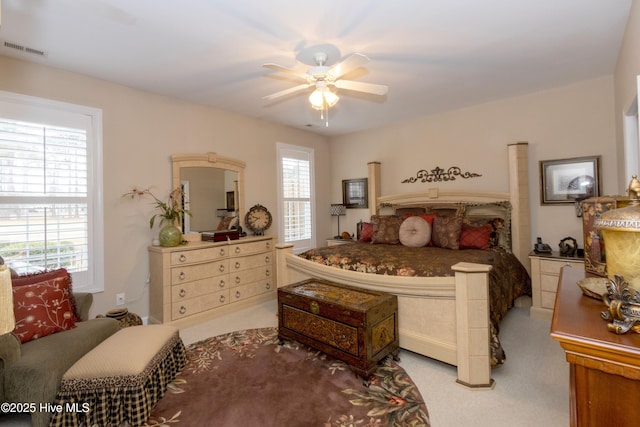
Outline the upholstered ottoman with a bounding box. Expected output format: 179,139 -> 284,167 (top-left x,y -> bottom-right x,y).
49,325 -> 186,427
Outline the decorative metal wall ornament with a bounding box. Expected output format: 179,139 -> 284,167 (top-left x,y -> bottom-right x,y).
601,275 -> 640,334
401,166 -> 482,184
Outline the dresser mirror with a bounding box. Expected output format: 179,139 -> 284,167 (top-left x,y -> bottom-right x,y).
172,153 -> 245,233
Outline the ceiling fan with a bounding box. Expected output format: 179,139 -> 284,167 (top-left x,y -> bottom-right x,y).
262,52 -> 388,125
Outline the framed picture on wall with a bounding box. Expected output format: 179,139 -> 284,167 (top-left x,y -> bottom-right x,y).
540,155 -> 601,204
342,178 -> 368,209
226,191 -> 235,211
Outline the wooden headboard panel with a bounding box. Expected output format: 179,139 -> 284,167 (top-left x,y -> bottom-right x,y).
366,143 -> 531,270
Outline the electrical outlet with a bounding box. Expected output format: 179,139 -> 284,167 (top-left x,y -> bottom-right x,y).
116,293 -> 125,306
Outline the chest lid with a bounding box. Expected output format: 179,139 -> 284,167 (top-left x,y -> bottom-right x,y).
279,279 -> 391,311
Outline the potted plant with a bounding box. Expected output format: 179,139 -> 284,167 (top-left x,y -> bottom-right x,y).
123,186 -> 191,247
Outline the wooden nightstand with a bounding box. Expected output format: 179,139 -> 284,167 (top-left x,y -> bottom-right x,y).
326,238 -> 356,247
529,251 -> 584,320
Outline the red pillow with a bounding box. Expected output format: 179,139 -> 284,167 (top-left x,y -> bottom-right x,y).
12,268 -> 80,321
401,213 -> 437,226
359,222 -> 373,242
12,268 -> 79,343
459,224 -> 493,250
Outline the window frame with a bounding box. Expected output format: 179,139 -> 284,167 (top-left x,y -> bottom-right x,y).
276,142 -> 316,253
0,90 -> 104,292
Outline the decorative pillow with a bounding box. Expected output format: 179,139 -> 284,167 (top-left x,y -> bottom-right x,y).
399,216 -> 431,247
431,216 -> 463,250
459,223 -> 493,250
464,201 -> 512,251
401,212 -> 437,226
359,222 -> 374,242
370,215 -> 403,244
463,216 -> 505,249
12,269 -> 78,343
11,268 -> 80,321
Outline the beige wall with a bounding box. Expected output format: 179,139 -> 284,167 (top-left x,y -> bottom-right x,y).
3,6 -> 638,319
615,0 -> 640,189
330,77 -> 618,253
0,55 -> 330,319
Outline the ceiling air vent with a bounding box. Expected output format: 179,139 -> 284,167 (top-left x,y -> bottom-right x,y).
3,41 -> 47,57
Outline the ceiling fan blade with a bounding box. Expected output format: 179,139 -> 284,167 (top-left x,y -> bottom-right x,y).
263,63 -> 308,80
262,83 -> 312,101
335,79 -> 388,96
329,53 -> 370,80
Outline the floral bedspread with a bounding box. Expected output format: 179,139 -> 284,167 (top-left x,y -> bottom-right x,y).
298,243 -> 532,365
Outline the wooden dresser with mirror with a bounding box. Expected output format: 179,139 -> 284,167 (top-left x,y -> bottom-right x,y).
148,152 -> 276,326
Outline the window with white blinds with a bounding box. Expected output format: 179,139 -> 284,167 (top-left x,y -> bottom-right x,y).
0,92 -> 103,291
277,143 -> 315,253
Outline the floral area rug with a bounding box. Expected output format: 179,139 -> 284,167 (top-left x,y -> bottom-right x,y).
145,327 -> 429,427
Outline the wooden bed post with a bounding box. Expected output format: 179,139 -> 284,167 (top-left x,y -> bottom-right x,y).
368,161 -> 380,217
452,262 -> 495,390
508,142 -> 531,273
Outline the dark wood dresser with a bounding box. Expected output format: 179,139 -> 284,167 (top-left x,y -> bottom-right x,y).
550,267 -> 640,427
278,279 -> 399,379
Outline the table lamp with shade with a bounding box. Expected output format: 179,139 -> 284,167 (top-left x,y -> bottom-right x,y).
330,204 -> 346,239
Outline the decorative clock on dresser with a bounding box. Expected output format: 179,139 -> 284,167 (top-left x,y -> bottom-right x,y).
148,236 -> 274,325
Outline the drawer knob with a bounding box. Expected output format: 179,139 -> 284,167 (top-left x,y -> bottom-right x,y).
265,256 -> 270,263
310,301 -> 320,314
266,283 -> 271,290
235,261 -> 241,269
235,247 -> 241,254
179,272 -> 186,280
220,295 -> 225,303
235,290 -> 241,298
265,269 -> 271,277
220,248 -> 225,256
179,306 -> 186,315
235,276 -> 241,284
179,254 -> 187,263
179,288 -> 186,297
219,265 -> 225,273
219,280 -> 225,288
266,242 -> 271,249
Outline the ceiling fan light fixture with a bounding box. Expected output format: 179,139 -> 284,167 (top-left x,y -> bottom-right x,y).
309,88 -> 339,110
309,89 -> 324,109
324,89 -> 339,107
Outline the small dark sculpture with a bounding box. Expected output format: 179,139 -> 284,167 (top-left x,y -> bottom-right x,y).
559,236 -> 577,257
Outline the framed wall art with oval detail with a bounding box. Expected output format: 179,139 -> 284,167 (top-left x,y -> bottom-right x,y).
540,155 -> 601,205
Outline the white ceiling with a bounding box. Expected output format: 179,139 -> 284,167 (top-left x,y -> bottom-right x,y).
0,0 -> 632,136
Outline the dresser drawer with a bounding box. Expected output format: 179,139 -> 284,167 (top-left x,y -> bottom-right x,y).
171,260 -> 228,284
171,275 -> 228,301
171,289 -> 229,320
540,259 -> 582,275
229,253 -> 272,273
541,274 -> 562,292
229,239 -> 273,257
230,265 -> 273,288
230,279 -> 274,302
170,246 -> 227,266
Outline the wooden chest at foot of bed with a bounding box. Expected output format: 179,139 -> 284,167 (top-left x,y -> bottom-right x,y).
278,279 -> 399,379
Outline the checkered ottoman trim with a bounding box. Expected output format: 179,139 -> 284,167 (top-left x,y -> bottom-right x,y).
49,327 -> 187,427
